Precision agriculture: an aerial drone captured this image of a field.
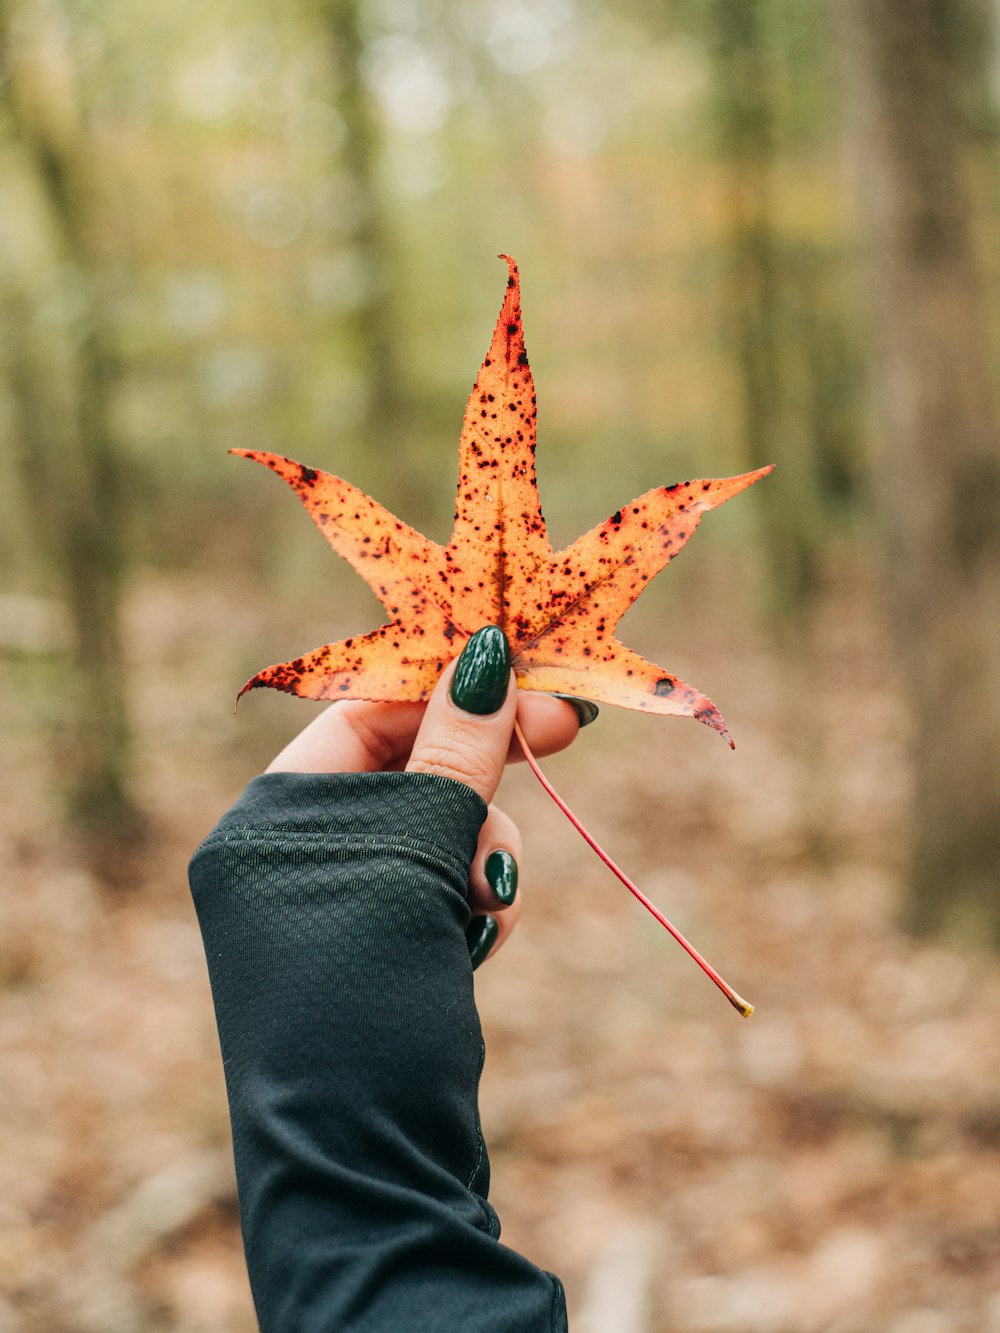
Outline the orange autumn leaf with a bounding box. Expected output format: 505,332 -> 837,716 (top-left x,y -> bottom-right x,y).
235,256 -> 771,745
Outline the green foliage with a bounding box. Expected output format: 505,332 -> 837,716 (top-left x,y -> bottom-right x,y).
3,0 -> 989,613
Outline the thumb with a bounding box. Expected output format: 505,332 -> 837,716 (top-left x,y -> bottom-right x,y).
406,626 -> 516,806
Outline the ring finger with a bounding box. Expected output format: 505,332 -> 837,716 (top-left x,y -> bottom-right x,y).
466,804 -> 522,968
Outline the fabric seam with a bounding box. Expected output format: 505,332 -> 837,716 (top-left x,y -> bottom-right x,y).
195,827 -> 472,885
548,1272 -> 568,1330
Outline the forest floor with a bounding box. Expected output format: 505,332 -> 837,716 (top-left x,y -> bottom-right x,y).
1,562 -> 998,1333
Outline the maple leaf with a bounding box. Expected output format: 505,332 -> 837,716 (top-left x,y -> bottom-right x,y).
234,256 -> 771,745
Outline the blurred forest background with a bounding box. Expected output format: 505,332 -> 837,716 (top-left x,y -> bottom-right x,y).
1,0 -> 998,1329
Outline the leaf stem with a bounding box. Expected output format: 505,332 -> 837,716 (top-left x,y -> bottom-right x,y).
513,719 -> 753,1018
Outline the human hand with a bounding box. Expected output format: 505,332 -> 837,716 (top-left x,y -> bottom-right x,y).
266,626 -> 597,969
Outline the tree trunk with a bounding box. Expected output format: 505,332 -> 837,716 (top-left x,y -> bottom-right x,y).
0,7 -> 139,845
839,0 -> 1000,944
709,0 -> 861,863
709,0 -> 826,617
321,0 -> 427,516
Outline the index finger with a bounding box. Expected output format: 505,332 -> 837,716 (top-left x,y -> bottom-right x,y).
266,699 -> 427,774
265,679 -> 586,776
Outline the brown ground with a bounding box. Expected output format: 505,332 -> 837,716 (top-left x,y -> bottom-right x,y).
1,564 -> 998,1333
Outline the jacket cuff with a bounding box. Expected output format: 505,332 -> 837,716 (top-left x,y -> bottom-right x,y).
197,769 -> 489,870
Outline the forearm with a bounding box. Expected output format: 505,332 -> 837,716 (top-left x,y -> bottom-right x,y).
190,770 -> 566,1332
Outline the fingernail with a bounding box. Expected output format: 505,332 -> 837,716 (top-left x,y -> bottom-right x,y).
486,850 -> 518,905
466,914 -> 499,970
550,693 -> 599,728
450,626 -> 511,715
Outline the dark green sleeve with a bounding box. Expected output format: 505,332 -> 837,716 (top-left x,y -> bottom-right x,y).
189,770 -> 567,1333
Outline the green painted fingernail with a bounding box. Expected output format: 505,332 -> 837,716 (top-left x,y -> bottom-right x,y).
466,914 -> 499,970
550,693 -> 599,728
486,850 -> 518,905
450,626 -> 511,715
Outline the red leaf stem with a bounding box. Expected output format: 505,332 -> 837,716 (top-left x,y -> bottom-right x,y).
513,719 -> 753,1018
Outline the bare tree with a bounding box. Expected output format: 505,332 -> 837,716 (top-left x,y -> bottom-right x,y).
840,0 -> 1000,943
708,0 -> 859,620
318,0 -> 429,514
0,2 -> 139,846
